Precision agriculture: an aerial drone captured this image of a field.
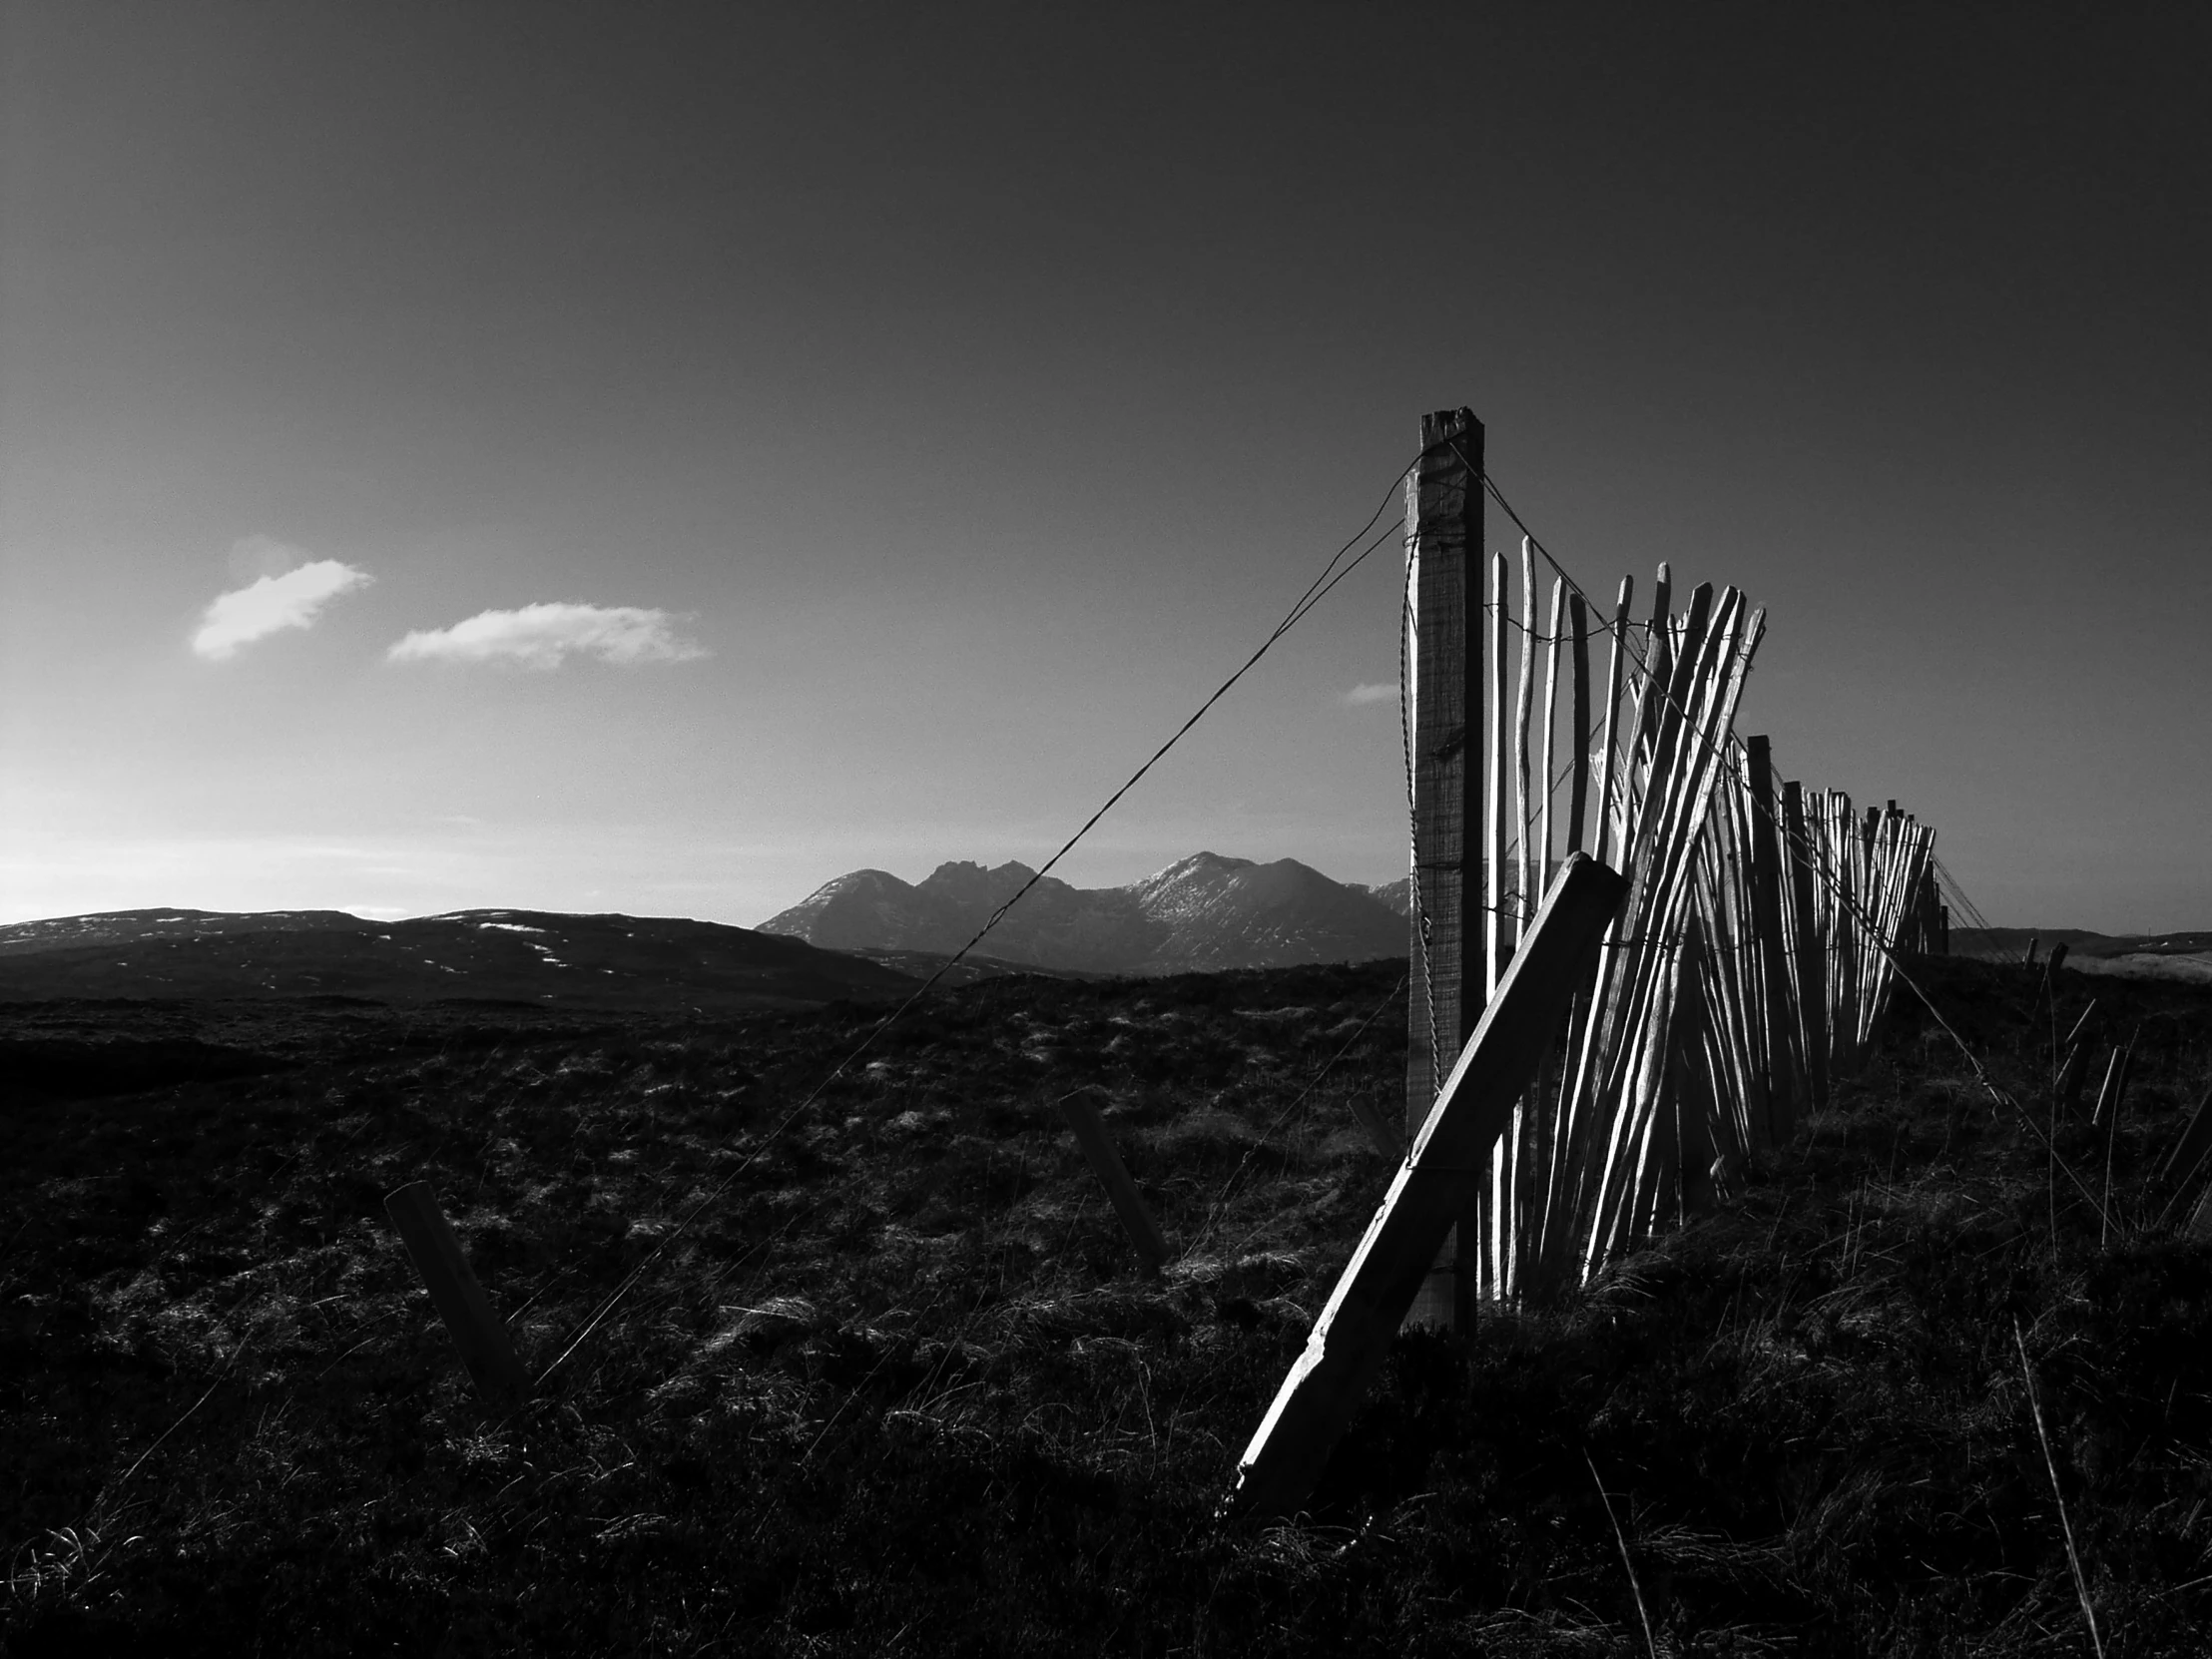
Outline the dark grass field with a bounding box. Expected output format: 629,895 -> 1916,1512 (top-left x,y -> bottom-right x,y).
5,957 -> 2212,1656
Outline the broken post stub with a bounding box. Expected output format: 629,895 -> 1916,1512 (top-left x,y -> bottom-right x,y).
1221,852 -> 1628,1520
384,1180 -> 532,1407
1055,1088 -> 1169,1278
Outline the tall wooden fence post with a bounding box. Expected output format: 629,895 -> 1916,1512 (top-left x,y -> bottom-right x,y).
1403,406 -> 1482,1329
1223,853 -> 1627,1519
384,1181 -> 532,1407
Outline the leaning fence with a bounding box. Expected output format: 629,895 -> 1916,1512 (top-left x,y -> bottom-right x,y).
1408,539 -> 1945,1306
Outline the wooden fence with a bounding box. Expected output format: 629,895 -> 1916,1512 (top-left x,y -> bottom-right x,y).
1407,538 -> 1944,1305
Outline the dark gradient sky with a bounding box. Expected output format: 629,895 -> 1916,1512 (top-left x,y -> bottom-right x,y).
3,4 -> 2206,930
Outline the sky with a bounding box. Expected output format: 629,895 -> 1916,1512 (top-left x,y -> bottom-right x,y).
2,3 -> 2206,933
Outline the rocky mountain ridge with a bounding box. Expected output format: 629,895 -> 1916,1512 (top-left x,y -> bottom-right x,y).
759,851 -> 1407,975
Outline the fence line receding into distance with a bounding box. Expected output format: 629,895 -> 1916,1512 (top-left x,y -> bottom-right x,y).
1401,409 -> 1947,1306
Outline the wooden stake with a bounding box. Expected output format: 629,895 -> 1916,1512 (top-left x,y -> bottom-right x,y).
1055,1089 -> 1167,1276
1637,565 -> 1673,765
1783,781 -> 1829,1107
1567,591 -> 1590,853
1673,920 -> 1717,1218
1487,549 -> 1511,999
384,1181 -> 532,1407
1589,578 -> 1631,870
1515,540 -> 1539,940
1221,853 -> 1628,1519
1538,577 -> 1563,909
1744,736 -> 1797,1142
1402,408 -> 1482,1329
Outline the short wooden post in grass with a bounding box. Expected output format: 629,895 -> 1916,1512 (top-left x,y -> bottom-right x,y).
1221,852 -> 1627,1520
384,1181 -> 531,1407
1054,1090 -> 1168,1278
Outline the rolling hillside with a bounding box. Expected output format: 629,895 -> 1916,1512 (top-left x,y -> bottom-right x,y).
0,908 -> 919,1011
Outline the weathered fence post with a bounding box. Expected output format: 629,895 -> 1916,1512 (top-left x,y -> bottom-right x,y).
1744,736 -> 1797,1144
1782,780 -> 1829,1107
1055,1088 -> 1168,1277
1403,407 -> 1483,1330
1223,853 -> 1627,1519
384,1181 -> 531,1406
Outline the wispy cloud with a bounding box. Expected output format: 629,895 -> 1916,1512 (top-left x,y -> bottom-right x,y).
1342,682 -> 1397,706
386,603 -> 705,669
192,556 -> 373,660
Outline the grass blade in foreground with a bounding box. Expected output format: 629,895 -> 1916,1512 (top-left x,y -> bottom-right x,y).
1221,852 -> 1628,1519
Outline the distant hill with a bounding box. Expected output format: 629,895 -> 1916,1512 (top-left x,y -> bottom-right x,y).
759,852 -> 1407,976
0,908 -> 919,1010
1948,927 -> 2212,985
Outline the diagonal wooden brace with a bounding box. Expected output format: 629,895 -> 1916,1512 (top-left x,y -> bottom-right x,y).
1221,851 -> 1627,1519
385,1180 -> 532,1407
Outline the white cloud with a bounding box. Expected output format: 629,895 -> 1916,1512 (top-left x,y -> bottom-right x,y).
193,558 -> 374,660
1342,682 -> 1397,706
386,603 -> 705,669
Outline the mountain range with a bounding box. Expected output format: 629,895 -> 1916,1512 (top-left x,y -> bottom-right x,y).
758,851 -> 1409,976
2,884 -> 2194,1014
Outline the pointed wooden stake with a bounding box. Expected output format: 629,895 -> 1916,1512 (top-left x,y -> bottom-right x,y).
384,1181 -> 531,1406
1221,853 -> 1627,1519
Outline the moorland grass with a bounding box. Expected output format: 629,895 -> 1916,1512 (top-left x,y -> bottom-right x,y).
4,958 -> 2211,1655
